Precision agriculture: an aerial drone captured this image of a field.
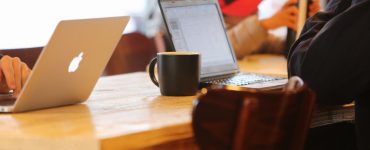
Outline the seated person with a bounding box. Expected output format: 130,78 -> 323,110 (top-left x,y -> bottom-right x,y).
219,0 -> 320,59
288,0 -> 370,149
0,54 -> 31,97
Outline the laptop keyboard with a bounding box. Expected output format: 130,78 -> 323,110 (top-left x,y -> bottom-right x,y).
0,100 -> 15,106
205,73 -> 285,86
0,94 -> 16,106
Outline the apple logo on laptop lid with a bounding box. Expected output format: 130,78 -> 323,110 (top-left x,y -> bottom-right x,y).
68,52 -> 84,73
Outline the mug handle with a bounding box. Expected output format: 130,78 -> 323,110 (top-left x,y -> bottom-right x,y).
149,57 -> 159,87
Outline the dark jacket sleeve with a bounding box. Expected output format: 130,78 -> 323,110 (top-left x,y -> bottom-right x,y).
288,0 -> 370,105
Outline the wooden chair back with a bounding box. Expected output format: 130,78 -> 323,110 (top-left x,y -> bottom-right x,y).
192,84 -> 315,150
1,32 -> 159,76
104,32 -> 158,75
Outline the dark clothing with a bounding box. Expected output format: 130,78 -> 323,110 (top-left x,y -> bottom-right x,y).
288,0 -> 370,105
305,122 -> 357,150
355,97 -> 370,150
287,0 -> 370,149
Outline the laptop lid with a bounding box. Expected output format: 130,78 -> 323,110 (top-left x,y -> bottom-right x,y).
12,16 -> 130,112
158,0 -> 240,80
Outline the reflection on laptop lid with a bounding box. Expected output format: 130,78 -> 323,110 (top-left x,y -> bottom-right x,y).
159,0 -> 239,79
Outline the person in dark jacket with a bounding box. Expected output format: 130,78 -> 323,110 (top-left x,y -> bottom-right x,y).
288,0 -> 370,149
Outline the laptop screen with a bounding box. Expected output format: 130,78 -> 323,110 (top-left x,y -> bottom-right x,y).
161,1 -> 239,78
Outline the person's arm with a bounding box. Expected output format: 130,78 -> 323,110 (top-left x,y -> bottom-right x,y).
258,34 -> 286,54
259,0 -> 321,55
227,15 -> 269,59
287,0 -> 366,105
227,0 -> 301,58
288,0 -> 352,76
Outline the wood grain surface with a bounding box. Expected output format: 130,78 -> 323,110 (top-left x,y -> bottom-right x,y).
0,55 -> 353,149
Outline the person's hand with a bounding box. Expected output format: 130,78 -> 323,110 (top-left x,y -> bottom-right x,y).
260,0 -> 299,31
0,55 -> 31,97
309,0 -> 321,17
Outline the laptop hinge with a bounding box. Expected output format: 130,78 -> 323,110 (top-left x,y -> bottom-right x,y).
201,73 -> 238,82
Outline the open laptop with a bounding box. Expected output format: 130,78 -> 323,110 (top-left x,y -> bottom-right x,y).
0,16 -> 130,113
158,0 -> 288,90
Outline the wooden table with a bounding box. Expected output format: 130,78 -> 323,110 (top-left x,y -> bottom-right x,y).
0,54 -> 354,149
238,54 -> 288,77
0,72 -> 195,150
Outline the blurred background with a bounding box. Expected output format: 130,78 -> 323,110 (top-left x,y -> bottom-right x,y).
0,0 -> 163,49
0,0 -> 328,75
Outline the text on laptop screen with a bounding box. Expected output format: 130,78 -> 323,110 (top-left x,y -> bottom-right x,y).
164,4 -> 238,77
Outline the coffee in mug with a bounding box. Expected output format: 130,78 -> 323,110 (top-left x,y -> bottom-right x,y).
148,52 -> 200,96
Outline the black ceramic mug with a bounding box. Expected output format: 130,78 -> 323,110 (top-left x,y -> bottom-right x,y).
148,52 -> 200,96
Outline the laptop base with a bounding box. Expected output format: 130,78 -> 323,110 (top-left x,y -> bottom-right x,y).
200,73 -> 288,91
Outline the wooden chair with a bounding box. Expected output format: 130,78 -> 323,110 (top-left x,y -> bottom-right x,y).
0,47 -> 43,69
0,32 -> 159,75
192,78 -> 316,150
104,32 -> 158,75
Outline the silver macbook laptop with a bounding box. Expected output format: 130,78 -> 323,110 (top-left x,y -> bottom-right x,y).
0,16 -> 130,113
158,0 -> 287,90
